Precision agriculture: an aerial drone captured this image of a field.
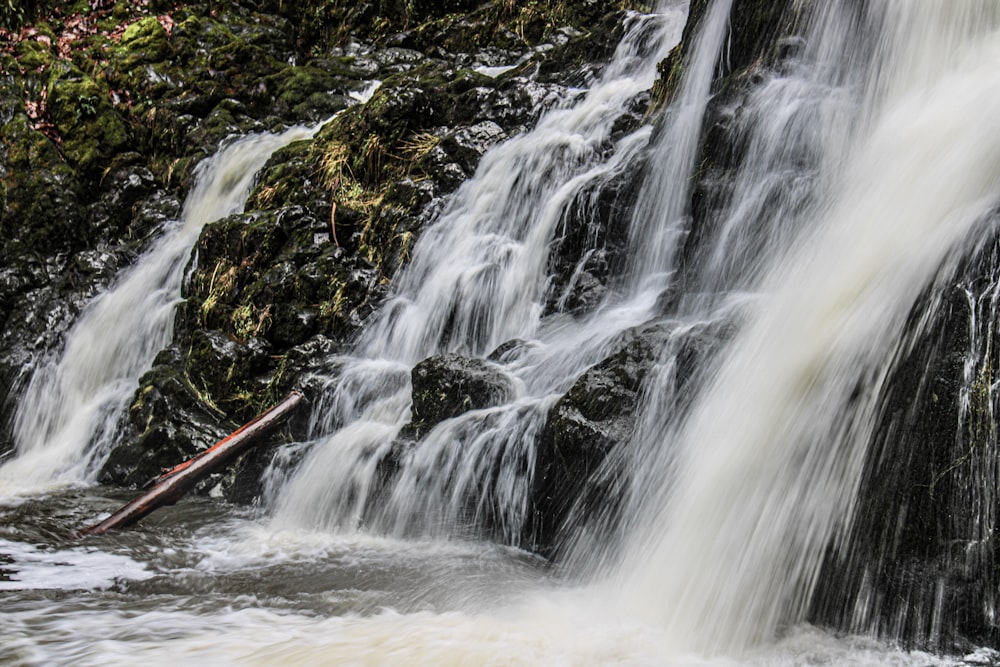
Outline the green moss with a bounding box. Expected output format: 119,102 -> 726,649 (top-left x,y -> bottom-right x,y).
0,112 -> 85,251
269,65 -> 345,114
1,113 -> 51,167
46,71 -> 129,172
14,37 -> 54,71
118,15 -> 171,67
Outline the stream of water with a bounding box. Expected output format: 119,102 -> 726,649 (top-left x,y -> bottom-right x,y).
3,0 -> 1000,665
0,124 -> 322,498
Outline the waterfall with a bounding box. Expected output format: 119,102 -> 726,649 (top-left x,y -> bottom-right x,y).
602,0 -> 1000,654
6,0 -> 1000,662
270,5 -> 691,537
0,124 -> 320,497
625,0 -> 734,286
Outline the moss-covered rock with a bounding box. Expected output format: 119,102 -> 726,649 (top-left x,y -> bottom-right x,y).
99,347 -> 233,488
177,200 -> 382,422
0,112 -> 86,253
46,68 -> 130,174
118,15 -> 172,67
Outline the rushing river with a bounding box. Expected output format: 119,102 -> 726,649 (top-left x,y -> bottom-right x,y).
4,0 -> 1000,664
3,489 -> 996,666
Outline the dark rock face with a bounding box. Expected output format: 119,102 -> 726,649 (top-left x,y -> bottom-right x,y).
409,353 -> 515,438
809,239 -> 1000,649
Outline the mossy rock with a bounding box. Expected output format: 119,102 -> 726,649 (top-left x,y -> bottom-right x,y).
118,15 -> 172,67
0,114 -> 86,253
100,353 -> 233,488
0,112 -> 60,169
46,69 -> 129,174
14,37 -> 54,71
408,353 -> 515,437
266,65 -> 354,121
184,329 -> 279,421
184,204 -> 382,416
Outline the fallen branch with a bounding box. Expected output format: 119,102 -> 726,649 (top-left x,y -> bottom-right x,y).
80,390 -> 305,537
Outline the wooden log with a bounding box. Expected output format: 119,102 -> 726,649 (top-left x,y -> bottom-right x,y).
79,390 -> 305,537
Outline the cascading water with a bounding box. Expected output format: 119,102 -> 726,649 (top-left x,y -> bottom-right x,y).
4,0 -> 1000,664
0,124 -> 320,497
602,0 -> 1000,655
269,5 -> 690,540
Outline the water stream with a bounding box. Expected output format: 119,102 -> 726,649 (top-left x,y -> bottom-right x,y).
0,125 -> 322,497
268,5 -> 690,541
2,0 -> 1000,665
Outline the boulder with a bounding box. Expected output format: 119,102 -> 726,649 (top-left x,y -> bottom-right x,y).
99,348 -> 233,489
409,353 -> 515,437
528,319 -> 727,555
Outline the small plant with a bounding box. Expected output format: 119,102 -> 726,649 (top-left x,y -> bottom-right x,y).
199,262 -> 238,325
74,93 -> 99,121
360,134 -> 385,184
399,131 -> 440,163
231,302 -> 272,341
318,141 -> 349,191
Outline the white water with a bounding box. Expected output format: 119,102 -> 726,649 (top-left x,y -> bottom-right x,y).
626,0 -> 734,285
270,5 -> 691,537
0,124 -> 321,498
607,0 -> 1000,655
1,603 -> 975,667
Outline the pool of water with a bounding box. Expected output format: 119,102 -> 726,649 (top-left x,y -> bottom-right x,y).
1,488 -> 996,667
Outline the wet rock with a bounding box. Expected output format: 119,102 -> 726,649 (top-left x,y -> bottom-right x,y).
534,9 -> 632,86
439,120 -> 506,173
543,164 -> 643,318
186,330 -> 274,412
99,348 -> 233,489
129,190 -> 183,242
211,208 -> 377,335
528,319 -> 725,555
409,353 -> 515,437
88,160 -> 159,243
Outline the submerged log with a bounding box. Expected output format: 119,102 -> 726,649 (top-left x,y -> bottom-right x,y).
80,390 -> 305,537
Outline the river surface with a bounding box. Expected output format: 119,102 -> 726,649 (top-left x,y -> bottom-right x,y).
2,489 -> 996,666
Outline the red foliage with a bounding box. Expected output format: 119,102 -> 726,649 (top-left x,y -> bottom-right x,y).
0,2 -> 178,142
